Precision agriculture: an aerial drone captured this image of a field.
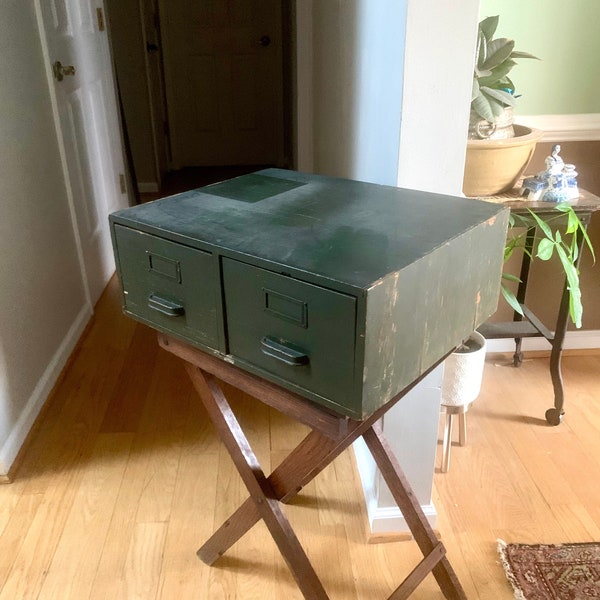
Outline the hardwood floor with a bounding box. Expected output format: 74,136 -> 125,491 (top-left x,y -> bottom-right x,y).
1,276 -> 599,599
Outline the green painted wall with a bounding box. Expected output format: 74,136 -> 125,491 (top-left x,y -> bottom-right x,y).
479,0 -> 600,115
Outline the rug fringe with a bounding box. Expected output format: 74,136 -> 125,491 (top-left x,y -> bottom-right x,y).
497,539 -> 527,600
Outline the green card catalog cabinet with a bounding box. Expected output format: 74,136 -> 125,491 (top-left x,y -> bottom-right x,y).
110,169 -> 509,419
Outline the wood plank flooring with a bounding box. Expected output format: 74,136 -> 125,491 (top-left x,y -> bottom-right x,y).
1,276 -> 599,599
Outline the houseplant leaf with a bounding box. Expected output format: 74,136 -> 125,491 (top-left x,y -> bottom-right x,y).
481,38 -> 515,71
471,78 -> 480,102
510,50 -> 540,60
479,15 -> 499,42
500,283 -> 523,315
554,202 -> 596,262
555,244 -> 583,328
536,238 -> 555,260
480,86 -> 517,106
527,209 -> 554,240
471,91 -> 495,122
477,60 -> 517,88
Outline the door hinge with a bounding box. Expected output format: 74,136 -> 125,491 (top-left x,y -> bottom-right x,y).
119,173 -> 127,194
96,7 -> 105,32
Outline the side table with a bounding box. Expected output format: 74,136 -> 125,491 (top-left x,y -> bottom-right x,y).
476,189 -> 600,425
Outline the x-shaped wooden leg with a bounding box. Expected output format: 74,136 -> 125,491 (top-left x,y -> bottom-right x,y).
187,365 -> 330,599
184,362 -> 467,600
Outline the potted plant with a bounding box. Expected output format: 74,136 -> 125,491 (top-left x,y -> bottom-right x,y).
463,15 -> 543,197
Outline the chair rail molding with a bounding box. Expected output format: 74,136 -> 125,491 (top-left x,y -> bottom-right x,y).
518,114 -> 600,142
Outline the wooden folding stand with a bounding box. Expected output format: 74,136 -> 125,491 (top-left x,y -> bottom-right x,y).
159,333 -> 466,600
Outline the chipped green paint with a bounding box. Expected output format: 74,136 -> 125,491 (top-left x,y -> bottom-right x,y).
111,169 -> 509,418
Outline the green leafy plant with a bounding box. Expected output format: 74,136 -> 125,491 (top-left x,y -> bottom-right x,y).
501,203 -> 596,328
472,15 -> 539,124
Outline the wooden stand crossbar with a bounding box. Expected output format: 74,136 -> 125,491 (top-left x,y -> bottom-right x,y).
159,334 -> 467,599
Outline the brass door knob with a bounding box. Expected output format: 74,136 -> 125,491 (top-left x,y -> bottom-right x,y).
52,60 -> 76,82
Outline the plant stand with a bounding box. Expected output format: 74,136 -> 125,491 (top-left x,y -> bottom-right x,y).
159,333 -> 467,599
477,189 -> 600,425
440,331 -> 486,472
441,404 -> 470,473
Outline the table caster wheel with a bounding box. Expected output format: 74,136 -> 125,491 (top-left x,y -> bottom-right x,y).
545,408 -> 563,426
513,352 -> 523,367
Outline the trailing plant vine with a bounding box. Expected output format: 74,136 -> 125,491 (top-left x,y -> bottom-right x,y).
501,202 -> 595,329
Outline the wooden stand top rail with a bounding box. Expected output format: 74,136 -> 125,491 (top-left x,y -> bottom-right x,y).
158,333 -> 351,439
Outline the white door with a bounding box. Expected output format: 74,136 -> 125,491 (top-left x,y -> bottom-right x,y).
159,0 -> 284,167
37,0 -> 130,305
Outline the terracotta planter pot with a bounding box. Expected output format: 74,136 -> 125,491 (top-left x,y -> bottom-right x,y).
463,125 -> 543,197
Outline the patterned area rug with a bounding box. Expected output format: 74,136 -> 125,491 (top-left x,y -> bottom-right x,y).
498,539 -> 600,599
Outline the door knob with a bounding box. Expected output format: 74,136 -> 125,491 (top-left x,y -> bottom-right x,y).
52,60 -> 76,82
259,35 -> 271,47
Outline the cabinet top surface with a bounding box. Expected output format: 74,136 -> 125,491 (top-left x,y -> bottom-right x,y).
111,169 -> 507,289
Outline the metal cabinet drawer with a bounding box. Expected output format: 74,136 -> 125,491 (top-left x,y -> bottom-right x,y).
113,225 -> 220,350
222,258 -> 357,411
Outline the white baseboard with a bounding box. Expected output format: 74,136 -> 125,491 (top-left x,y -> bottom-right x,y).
369,503 -> 438,535
485,329 -> 600,353
0,304 -> 92,477
137,181 -> 159,193
352,439 -> 438,535
518,113 -> 600,142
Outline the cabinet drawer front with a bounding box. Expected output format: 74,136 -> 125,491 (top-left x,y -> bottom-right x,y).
223,258 -> 357,410
114,225 -> 220,349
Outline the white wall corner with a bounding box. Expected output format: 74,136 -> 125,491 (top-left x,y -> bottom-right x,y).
517,114 -> 600,142
352,366 -> 443,536
0,304 -> 91,476
354,438 -> 439,534
352,437 -> 380,521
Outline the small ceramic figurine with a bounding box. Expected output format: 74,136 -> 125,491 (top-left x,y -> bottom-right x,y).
563,163 -> 579,200
520,144 -> 579,202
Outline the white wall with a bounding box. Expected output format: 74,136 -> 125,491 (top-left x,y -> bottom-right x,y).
397,0 -> 480,195
0,1 -> 91,476
310,0 -> 406,185
298,0 -> 481,533
352,1 -> 406,185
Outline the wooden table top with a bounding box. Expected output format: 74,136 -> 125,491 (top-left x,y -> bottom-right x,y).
472,186 -> 600,216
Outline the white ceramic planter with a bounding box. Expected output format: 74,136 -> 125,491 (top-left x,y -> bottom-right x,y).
442,331 -> 487,408
440,331 -> 487,472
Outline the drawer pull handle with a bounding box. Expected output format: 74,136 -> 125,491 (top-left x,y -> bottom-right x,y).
148,294 -> 185,317
260,336 -> 309,366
